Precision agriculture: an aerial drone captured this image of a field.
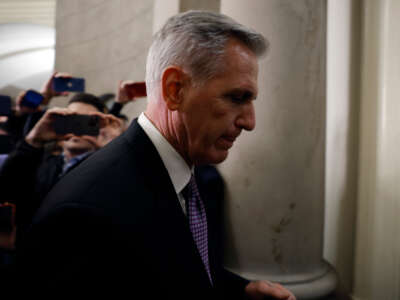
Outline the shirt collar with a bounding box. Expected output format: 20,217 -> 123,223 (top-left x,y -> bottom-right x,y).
138,113 -> 192,194
62,151 -> 92,165
61,151 -> 92,175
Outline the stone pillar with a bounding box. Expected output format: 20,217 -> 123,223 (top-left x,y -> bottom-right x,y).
219,1 -> 337,299
55,0 -> 154,116
352,1 -> 400,299
324,0 -> 360,295
153,0 -> 220,33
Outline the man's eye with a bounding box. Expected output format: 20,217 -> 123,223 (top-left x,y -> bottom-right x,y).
227,93 -> 247,103
230,95 -> 243,102
226,91 -> 254,103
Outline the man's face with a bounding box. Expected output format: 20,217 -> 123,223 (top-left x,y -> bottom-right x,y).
176,39 -> 258,165
61,102 -> 99,154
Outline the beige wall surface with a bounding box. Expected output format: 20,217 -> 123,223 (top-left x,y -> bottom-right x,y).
152,0 -> 220,33
179,0 -> 220,13
54,0 -> 154,118
153,0 -> 179,34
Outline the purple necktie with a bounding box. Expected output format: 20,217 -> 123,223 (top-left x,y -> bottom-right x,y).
183,174 -> 213,285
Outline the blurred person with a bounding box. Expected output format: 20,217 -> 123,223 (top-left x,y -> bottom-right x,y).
0,154 -> 8,170
0,122 -> 15,170
99,81 -> 146,131
18,72 -> 79,137
1,72 -> 71,147
115,113 -> 129,131
107,80 -> 146,116
98,93 -> 115,107
0,93 -> 123,245
0,202 -> 16,289
0,122 -> 13,157
19,11 -> 295,300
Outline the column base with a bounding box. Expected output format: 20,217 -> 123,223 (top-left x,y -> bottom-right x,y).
228,260 -> 337,300
283,263 -> 337,300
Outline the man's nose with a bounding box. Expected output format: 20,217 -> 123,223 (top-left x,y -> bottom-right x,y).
235,102 -> 256,131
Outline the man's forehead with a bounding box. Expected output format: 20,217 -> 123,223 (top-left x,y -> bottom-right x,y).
67,102 -> 98,113
216,42 -> 259,94
221,40 -> 258,73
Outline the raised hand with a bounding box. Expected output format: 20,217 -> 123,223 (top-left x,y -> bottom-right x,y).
25,107 -> 74,148
40,71 -> 71,104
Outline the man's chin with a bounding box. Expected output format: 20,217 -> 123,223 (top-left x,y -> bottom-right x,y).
214,153 -> 229,164
194,150 -> 229,166
63,142 -> 95,154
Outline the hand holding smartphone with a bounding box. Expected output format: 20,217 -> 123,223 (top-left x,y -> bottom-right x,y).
117,81 -> 147,104
125,81 -> 147,98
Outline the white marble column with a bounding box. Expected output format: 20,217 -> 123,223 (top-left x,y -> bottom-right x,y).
352,1 -> 400,299
153,0 -> 220,33
324,0 -> 360,295
55,0 -> 153,115
219,1 -> 337,299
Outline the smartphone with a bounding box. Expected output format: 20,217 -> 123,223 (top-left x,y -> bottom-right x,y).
126,82 -> 147,98
0,95 -> 12,116
0,203 -> 15,233
21,90 -> 44,109
53,114 -> 100,136
53,77 -> 85,92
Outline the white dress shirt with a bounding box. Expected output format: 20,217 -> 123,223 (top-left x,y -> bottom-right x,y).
138,112 -> 191,214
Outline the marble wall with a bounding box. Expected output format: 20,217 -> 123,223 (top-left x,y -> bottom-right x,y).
152,0 -> 220,33
54,0 -> 154,117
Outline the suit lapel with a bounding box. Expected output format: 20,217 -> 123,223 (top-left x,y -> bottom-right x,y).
153,183 -> 212,290
123,120 -> 213,289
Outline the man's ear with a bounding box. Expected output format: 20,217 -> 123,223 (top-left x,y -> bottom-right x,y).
161,66 -> 187,111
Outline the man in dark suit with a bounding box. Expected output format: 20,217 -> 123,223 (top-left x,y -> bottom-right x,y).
19,11 -> 295,300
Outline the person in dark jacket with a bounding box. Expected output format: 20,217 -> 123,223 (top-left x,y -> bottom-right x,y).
0,93 -> 122,244
19,11 -> 295,300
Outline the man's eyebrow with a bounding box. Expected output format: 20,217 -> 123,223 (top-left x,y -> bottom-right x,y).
225,88 -> 257,100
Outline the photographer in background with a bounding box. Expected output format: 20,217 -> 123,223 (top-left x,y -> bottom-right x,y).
2,72 -> 71,145
0,122 -> 13,169
0,93 -> 123,245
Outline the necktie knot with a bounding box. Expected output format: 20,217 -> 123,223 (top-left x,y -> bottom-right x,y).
183,175 -> 202,209
182,176 -> 194,201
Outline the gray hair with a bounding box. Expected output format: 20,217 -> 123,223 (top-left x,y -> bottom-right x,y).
145,10 -> 269,97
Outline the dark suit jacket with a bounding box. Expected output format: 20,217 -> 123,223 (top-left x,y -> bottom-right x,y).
0,140 -> 88,246
19,119 -> 248,299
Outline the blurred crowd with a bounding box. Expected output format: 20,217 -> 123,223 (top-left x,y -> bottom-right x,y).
0,72 -> 146,279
